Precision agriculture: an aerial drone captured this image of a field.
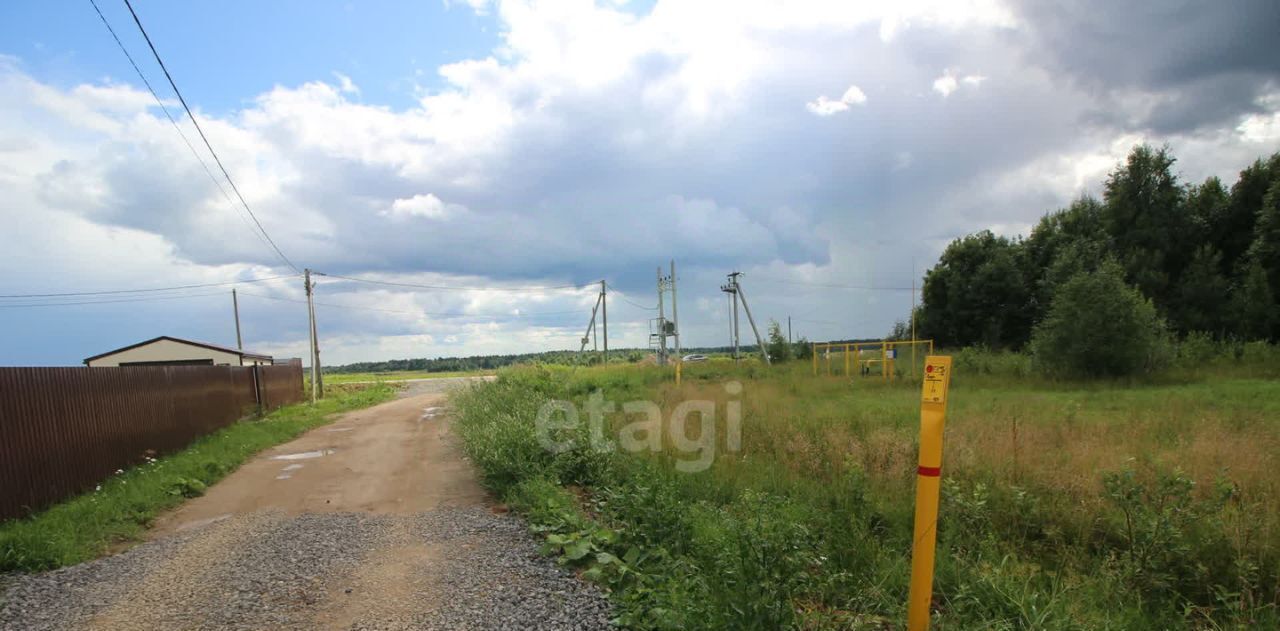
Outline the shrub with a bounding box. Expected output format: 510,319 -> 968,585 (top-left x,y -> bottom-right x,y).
1029,261 -> 1169,378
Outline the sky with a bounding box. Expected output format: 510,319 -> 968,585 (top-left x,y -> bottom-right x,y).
1,0 -> 1279,366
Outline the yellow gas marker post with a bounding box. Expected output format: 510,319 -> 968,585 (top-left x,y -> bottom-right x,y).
675,359 -> 682,386
907,355 -> 953,631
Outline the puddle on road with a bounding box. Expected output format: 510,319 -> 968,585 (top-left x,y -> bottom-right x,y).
420,406 -> 446,421
275,463 -> 306,480
270,449 -> 336,461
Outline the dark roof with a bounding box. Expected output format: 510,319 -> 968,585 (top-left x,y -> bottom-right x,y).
84,335 -> 273,364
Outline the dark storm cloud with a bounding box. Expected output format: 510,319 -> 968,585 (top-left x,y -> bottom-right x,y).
1011,0 -> 1280,132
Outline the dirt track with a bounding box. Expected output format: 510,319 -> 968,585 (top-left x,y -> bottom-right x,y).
0,377 -> 612,630
153,384 -> 486,529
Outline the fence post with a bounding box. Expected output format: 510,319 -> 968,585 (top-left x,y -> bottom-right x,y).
251,364 -> 263,414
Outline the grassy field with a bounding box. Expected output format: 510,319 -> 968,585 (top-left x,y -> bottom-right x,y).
451,347 -> 1280,629
0,383 -> 395,572
321,369 -> 492,384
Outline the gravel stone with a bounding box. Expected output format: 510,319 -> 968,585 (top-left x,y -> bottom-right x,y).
0,508 -> 612,630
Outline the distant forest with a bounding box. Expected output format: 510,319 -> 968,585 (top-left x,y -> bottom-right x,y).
914,146 -> 1280,348
325,345 -> 755,373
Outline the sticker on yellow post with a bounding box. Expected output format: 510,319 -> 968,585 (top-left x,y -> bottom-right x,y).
921,357 -> 951,404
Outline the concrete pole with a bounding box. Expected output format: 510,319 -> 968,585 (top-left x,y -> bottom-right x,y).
232,288 -> 243,350
656,266 -> 667,366
601,280 -> 608,365
731,289 -> 740,361
305,269 -> 317,404
670,259 -> 680,361
736,281 -> 771,365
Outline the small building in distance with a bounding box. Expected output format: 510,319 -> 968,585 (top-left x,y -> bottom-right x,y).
84,336 -> 274,367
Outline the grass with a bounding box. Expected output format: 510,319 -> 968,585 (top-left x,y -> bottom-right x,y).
0,383 -> 395,572
321,369 -> 491,384
450,346 -> 1280,629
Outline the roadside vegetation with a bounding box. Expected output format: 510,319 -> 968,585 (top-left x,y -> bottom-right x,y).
451,343 -> 1280,629
0,383 -> 394,572
322,369 -> 491,384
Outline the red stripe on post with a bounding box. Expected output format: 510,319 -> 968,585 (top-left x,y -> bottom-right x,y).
917,465 -> 941,477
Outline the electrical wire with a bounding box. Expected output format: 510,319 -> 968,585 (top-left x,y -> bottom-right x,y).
0,274 -> 298,299
0,291 -> 229,308
749,275 -> 913,291
121,0 -> 300,274
319,272 -> 598,293
87,0 -> 281,265
603,282 -> 657,310
238,291 -> 586,319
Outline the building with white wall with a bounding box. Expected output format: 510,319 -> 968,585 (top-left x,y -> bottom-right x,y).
83,336 -> 273,367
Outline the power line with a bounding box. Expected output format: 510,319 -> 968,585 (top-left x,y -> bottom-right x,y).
238,291 -> 586,319
0,274 -> 298,299
121,0 -> 300,274
749,275 -> 913,291
603,282 -> 657,310
319,272 -> 597,293
86,0 -> 278,261
0,291 -> 229,308
601,281 -> 660,308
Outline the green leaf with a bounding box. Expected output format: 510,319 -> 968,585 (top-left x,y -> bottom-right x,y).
564,539 -> 593,561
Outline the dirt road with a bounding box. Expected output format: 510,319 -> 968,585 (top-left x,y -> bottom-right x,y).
0,378 -> 612,630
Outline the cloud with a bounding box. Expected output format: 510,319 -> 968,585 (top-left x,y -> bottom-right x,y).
806,85 -> 867,115
382,194 -> 464,220
1,0 -> 1279,365
932,70 -> 986,97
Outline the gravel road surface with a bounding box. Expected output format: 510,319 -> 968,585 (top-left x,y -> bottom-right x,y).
0,377 -> 612,630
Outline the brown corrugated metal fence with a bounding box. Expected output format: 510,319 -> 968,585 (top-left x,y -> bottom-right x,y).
0,364 -> 303,520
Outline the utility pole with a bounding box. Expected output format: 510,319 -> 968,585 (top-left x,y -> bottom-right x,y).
579,289 -> 605,365
788,315 -> 792,344
670,260 -> 680,362
232,289 -> 243,350
601,280 -> 608,365
735,276 -> 770,365
656,266 -> 667,366
721,273 -> 741,361
305,269 -> 321,403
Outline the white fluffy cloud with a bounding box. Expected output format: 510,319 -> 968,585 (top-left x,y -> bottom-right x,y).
382,194 -> 464,220
806,85 -> 868,115
932,70 -> 987,97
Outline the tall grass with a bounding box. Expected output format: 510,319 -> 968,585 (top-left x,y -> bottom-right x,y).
0,383 -> 395,572
451,344 -> 1280,629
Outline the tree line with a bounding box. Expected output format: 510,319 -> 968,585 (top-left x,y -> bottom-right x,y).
914,146 -> 1280,369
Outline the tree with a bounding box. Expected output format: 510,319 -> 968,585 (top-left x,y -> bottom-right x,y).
1101,145 -> 1189,311
1172,246 -> 1230,336
1245,180 -> 1280,297
1219,154 -> 1280,276
766,319 -> 793,362
793,336 -> 813,360
1024,196 -> 1109,320
1029,260 -> 1168,378
1229,259 -> 1277,341
918,230 -> 1031,348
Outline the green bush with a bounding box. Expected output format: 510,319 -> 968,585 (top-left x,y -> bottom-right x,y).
1030,261 -> 1170,378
